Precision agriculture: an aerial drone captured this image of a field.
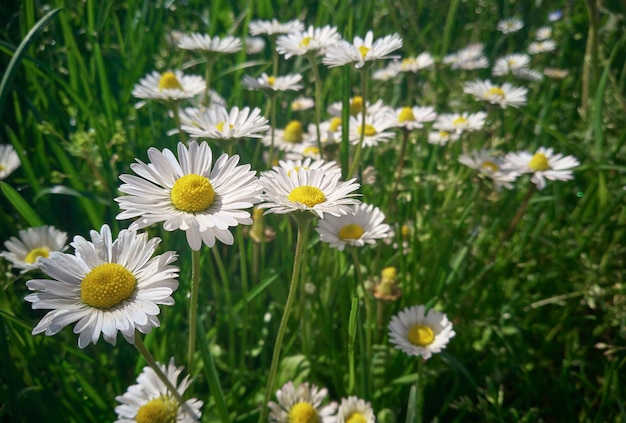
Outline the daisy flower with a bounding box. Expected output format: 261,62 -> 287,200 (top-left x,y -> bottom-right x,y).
132,70 -> 205,102
114,358 -> 202,422
242,73 -> 303,92
535,26 -> 553,40
177,33 -> 242,54
1,225 -> 68,273
459,149 -> 519,190
394,105 -> 438,130
0,144 -> 21,180
25,225 -> 179,348
262,120 -> 311,152
444,43 -> 489,70
528,40 -> 557,54
322,30 -> 403,69
497,18 -> 524,34
348,112 -> 397,147
492,53 -> 531,76
336,396 -> 376,423
180,105 -> 269,140
463,79 -> 528,109
291,96 -> 315,111
372,63 -> 400,81
388,304 -> 455,359
433,111 -> 487,135
316,202 -> 392,250
276,25 -> 341,59
502,146 -> 580,190
271,158 -> 342,178
512,68 -> 544,82
249,19 -> 304,36
428,130 -> 461,146
258,167 -> 360,218
268,381 -> 337,423
397,52 -> 435,72
245,36 -> 266,54
116,141 -> 262,251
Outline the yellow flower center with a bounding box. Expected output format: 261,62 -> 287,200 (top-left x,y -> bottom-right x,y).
408,324 -> 435,347
215,121 -> 234,132
288,186 -> 326,207
0,164 -> 5,171
358,124 -> 377,137
284,120 -> 304,143
288,402 -> 319,423
329,117 -> 342,131
135,396 -> 179,423
170,174 -> 215,213
481,161 -> 500,172
401,224 -> 410,238
349,96 -> 363,115
24,247 -> 50,264
303,147 -> 320,156
488,87 -> 505,98
346,412 -> 368,423
300,36 -> 312,47
358,45 -> 370,58
452,116 -> 467,126
439,130 -> 450,138
402,58 -> 415,65
158,72 -> 183,91
528,153 -> 550,171
398,107 -> 415,123
267,76 -> 276,86
80,263 -> 137,309
338,223 -> 365,241
381,266 -> 397,281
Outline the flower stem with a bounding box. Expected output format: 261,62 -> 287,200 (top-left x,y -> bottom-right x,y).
212,246 -> 236,370
307,54 -> 324,158
259,217 -> 312,423
348,70 -> 369,178
172,103 -> 186,144
187,248 -> 201,374
416,358 -> 426,423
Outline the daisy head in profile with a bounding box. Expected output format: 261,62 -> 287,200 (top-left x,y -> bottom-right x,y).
497,17 -> 524,34
177,33 -> 242,55
393,105 -> 438,131
114,358 -> 203,423
336,396 -> 376,423
268,381 -> 337,423
24,224 -> 179,348
502,146 -> 580,190
116,141 -> 262,250
1,225 -> 68,273
322,30 -> 403,69
0,144 -> 21,180
132,70 -> 205,103
388,304 -> 455,359
242,73 -> 303,93
249,19 -> 304,37
463,79 -> 528,109
276,25 -> 341,59
180,105 -> 269,142
459,149 -> 519,190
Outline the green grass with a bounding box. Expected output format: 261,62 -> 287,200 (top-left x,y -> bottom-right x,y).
1,0 -> 626,422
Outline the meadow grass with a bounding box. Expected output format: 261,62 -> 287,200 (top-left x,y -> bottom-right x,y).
1,0 -> 625,422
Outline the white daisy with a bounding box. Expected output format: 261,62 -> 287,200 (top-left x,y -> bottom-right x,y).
249,19 -> 304,36
492,53 -> 531,76
336,396 -> 376,423
242,73 -> 303,92
444,43 -> 489,70
114,358 -> 202,423
394,105 -> 438,130
322,30 -> 403,69
427,130 -> 461,146
177,33 -> 242,54
1,225 -> 68,273
433,111 -> 487,135
0,144 -> 21,180
132,70 -> 206,102
116,141 -> 262,251
291,96 -> 315,111
372,63 -> 400,81
535,26 -> 552,40
245,36 -> 266,54
262,120 -> 312,152
502,146 -> 580,190
397,52 -> 435,72
349,112 -> 397,147
528,40 -> 557,54
316,203 -> 392,251
268,381 -> 337,423
497,18 -> 524,34
286,142 -> 324,161
258,167 -> 360,218
512,68 -> 544,82
271,158 -> 342,178
459,149 -> 519,190
24,225 -> 179,348
276,25 -> 341,59
388,304 -> 455,359
463,79 -> 528,109
180,105 -> 269,140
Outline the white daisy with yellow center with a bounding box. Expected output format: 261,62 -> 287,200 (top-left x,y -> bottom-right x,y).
177,32 -> 242,54
271,158 -> 342,179
388,304 -> 455,359
433,111 -> 487,135
316,203 -> 392,251
528,40 -> 557,54
458,149 -> 519,190
497,17 -> 524,34
114,358 -> 202,423
463,79 -> 528,109
348,112 -> 397,147
443,43 -> 489,70
277,25 -> 341,59
24,225 -> 179,349
322,30 -> 403,69
397,52 -> 435,72
132,70 -> 206,102
336,396 -> 376,423
427,130 -> 461,146
242,73 -> 303,92
492,53 -> 531,76
268,381 -> 337,423
249,19 -> 304,36
180,105 -> 269,140
116,141 -> 263,251
394,105 -> 438,130
1,225 -> 68,273
258,167 -> 360,218
502,146 -> 580,190
0,144 -> 21,180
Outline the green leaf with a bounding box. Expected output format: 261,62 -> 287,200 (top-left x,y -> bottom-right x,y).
0,181 -> 44,226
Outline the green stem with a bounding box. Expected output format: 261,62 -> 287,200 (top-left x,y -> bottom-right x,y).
348,70 -> 369,178
212,246 -> 236,370
390,128 -> 410,212
172,103 -> 186,144
237,226 -> 249,368
135,335 -> 200,420
259,217 -> 312,423
203,55 -> 216,106
307,54 -> 324,158
416,358 -> 426,423
349,246 -> 372,393
187,249 -> 201,374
